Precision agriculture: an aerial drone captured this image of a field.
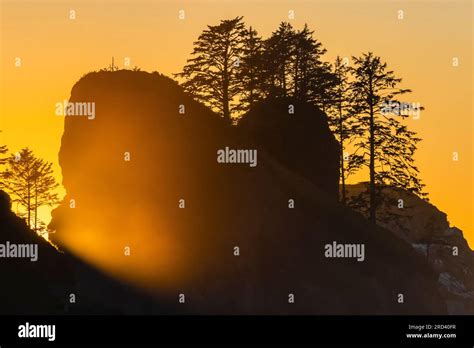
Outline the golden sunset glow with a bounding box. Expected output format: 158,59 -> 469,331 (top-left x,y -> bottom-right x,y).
1,0 -> 472,277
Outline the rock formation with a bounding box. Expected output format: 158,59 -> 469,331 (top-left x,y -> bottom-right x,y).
347,183 -> 474,314
238,97 -> 339,198
47,70 -> 445,314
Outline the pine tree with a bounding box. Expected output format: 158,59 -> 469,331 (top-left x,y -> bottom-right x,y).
257,22 -> 334,105
349,52 -> 425,224
1,148 -> 59,231
238,26 -> 265,112
262,22 -> 296,97
326,57 -> 364,204
293,24 -> 332,105
175,17 -> 247,122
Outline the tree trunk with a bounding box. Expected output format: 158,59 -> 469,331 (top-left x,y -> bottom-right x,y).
223,88 -> 230,121
368,83 -> 376,224
282,65 -> 287,97
27,182 -> 31,228
34,179 -> 38,232
294,54 -> 299,97
223,51 -> 230,121
339,101 -> 346,205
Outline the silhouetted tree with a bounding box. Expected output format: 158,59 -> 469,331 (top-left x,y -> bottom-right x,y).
108,57 -> 118,71
349,52 -> 425,224
293,25 -> 333,106
178,19 -> 337,119
238,26 -> 265,112
176,17 -> 247,122
262,22 -> 296,97
307,62 -> 338,112
258,22 -> 334,106
1,148 -> 59,231
326,57 -> 364,204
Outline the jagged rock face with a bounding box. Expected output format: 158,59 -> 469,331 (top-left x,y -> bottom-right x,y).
49,71 -> 445,314
422,228 -> 474,314
238,97 -> 339,199
346,184 -> 474,314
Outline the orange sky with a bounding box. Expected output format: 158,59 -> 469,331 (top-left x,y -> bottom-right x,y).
1,0 -> 472,246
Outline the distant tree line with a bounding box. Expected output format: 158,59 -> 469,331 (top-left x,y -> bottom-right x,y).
176,17 -> 426,225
